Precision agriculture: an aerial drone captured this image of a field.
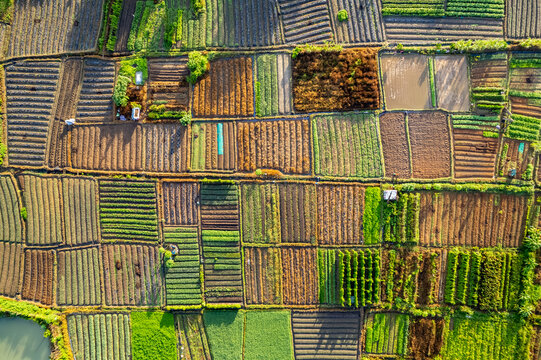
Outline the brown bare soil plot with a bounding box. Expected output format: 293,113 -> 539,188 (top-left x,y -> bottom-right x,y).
162,182 -> 198,225
499,138 -> 534,179
22,249 -> 54,305
48,58 -> 84,168
293,48 -> 380,112
71,124 -> 143,171
200,183 -> 239,231
453,129 -> 497,179
0,243 -> 23,297
244,247 -> 282,305
317,184 -> 364,245
381,54 -> 431,110
237,119 -> 311,175
434,55 -> 470,112
511,96 -> 541,119
115,0 -> 138,51
419,191 -> 528,247
141,124 -> 190,173
379,112 -> 411,178
470,53 -> 508,89
102,244 -> 162,306
409,318 -> 444,360
191,122 -> 237,172
192,57 -> 254,117
408,111 -> 451,179
281,247 -> 318,305
148,58 -> 190,112
279,183 -> 317,244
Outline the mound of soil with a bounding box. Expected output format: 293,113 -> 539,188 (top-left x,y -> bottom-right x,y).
409,317 -> 444,360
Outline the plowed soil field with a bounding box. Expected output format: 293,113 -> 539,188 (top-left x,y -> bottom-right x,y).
244,247 -> 282,305
22,249 -> 54,305
237,119 -> 311,175
0,243 -> 23,297
408,111 -> 451,179
281,247 -> 318,305
162,182 -> 198,226
379,112 -> 411,179
453,129 -> 498,179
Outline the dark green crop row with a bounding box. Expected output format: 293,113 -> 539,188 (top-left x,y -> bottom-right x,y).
382,193 -> 420,244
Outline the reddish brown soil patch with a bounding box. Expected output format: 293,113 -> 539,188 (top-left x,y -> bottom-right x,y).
511,96 -> 541,119
237,119 -> 311,175
409,318 -> 444,360
281,247 -> 317,305
471,58 -> 507,89
279,183 -> 317,244
408,111 -> 451,179
419,192 -> 528,247
193,57 -> 254,117
453,129 -> 498,179
293,48 -> 379,112
0,243 -> 23,298
379,112 -> 411,178
317,184 -> 364,245
22,249 -> 54,305
162,182 -> 199,225
244,247 -> 282,305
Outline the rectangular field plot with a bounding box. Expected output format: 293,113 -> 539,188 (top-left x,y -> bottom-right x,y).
0,175 -> 23,243
5,60 -> 60,167
7,0 -> 103,58
444,248 -> 521,311
164,227 -> 202,306
328,0 -> 385,43
440,313 -> 526,360
71,124 -> 143,171
57,247 -> 102,306
511,96 -> 541,119
419,191 -> 528,247
382,0 -> 445,16
281,247 -> 318,305
0,243 -> 23,297
141,124 -> 190,173
279,183 -> 317,244
102,244 -> 162,306
148,58 -> 190,113
318,248 -> 381,306
379,112 -> 411,179
255,53 -> 293,117
22,249 -> 54,305
176,313 -> 212,360
408,111 -> 452,179
237,119 -> 311,175
317,184 -> 364,245
380,249 -> 443,306
191,122 -> 236,172
313,113 -> 383,178
62,177 -> 100,245
278,0 -> 332,44
509,53 -> 541,95
240,183 -> 281,244
22,175 -> 63,246
363,312 -> 409,356
202,230 -> 243,304
192,57 -> 254,117
99,180 -> 158,243
506,0 -> 541,39
453,129 -> 498,179
470,52 -> 508,89
200,183 -> 239,230
293,48 -> 380,112
162,182 -> 198,226
75,58 -> 115,122
203,310 -> 245,360
446,0 -> 504,17
244,311 -> 294,360
381,54 -> 432,110
383,17 -> 503,44
244,247 -> 282,305
434,56 -> 470,112
499,138 -> 535,179
67,313 -> 131,360
292,311 -> 360,360
48,58 -> 84,169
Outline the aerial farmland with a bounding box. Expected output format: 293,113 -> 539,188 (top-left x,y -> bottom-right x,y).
0,0 -> 541,359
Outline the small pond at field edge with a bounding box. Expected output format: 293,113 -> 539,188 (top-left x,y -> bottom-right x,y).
0,317 -> 51,360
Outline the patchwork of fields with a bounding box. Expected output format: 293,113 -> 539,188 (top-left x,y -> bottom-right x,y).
0,1 -> 540,360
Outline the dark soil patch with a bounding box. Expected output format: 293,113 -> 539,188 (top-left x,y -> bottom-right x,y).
409,317 -> 444,360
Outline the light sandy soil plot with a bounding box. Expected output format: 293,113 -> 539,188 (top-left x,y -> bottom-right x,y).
453,129 -> 497,179
381,54 -> 432,110
434,55 -> 470,112
408,111 -> 451,179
